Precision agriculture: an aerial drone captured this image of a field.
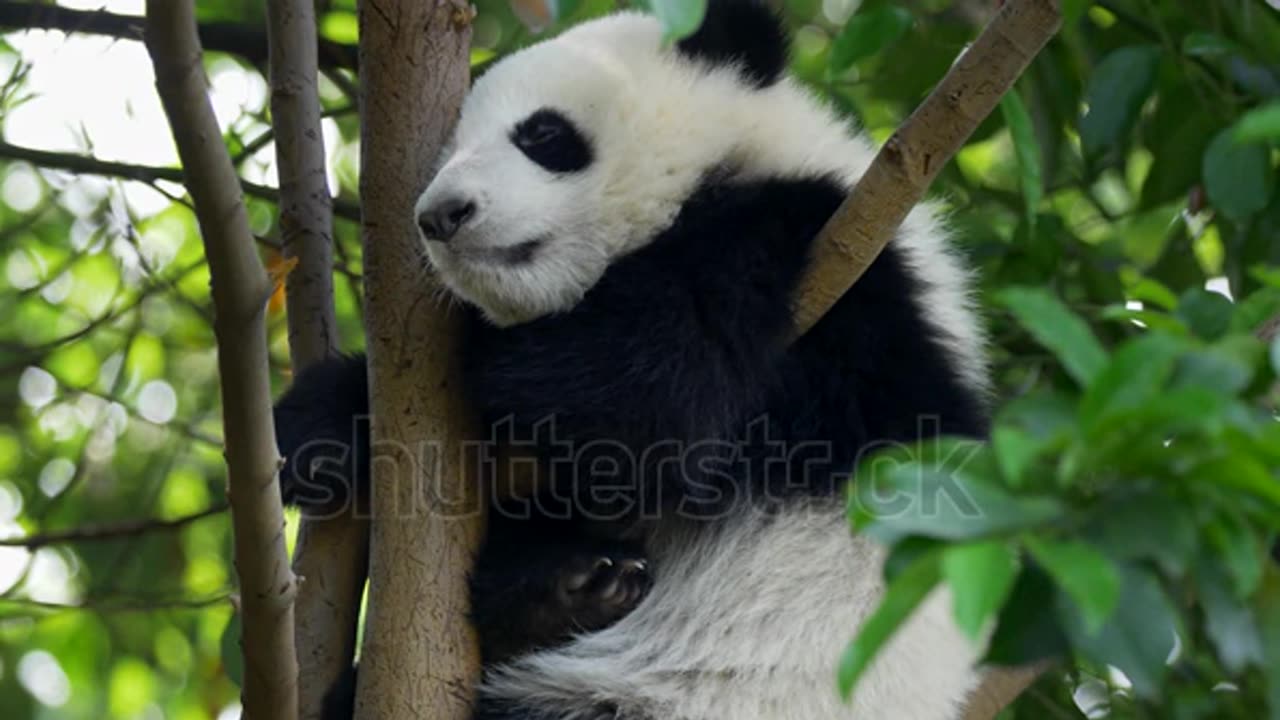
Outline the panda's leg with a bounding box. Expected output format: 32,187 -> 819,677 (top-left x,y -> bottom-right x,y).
273,354 -> 370,515
472,512 -> 652,664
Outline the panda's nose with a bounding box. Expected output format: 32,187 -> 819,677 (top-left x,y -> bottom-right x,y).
417,197 -> 476,243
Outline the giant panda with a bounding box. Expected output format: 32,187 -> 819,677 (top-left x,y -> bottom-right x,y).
273,1 -> 992,718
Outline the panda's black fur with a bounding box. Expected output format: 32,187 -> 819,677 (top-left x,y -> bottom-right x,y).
274,2 -> 991,718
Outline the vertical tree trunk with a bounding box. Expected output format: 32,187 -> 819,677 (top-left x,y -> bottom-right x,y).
264,1 -> 369,718
145,2 -> 298,718
354,2 -> 480,719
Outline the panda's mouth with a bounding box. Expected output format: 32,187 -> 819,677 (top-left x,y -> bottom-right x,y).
459,236 -> 546,266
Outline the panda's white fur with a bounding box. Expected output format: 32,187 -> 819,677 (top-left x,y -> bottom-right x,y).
416,12 -> 986,395
481,504 -> 980,719
414,10 -> 990,720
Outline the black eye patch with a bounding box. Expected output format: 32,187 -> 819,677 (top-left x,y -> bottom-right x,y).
510,108 -> 593,174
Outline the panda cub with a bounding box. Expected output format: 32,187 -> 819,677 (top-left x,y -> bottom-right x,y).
275,1 -> 992,718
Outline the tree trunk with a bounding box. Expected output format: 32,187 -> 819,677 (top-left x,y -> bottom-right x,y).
353,2 -> 481,719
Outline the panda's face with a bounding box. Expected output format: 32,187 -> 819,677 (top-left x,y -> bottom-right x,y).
414,15 -> 672,326
414,7 -> 793,326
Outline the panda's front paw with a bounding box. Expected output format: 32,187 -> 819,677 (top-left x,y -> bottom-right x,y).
558,553 -> 652,632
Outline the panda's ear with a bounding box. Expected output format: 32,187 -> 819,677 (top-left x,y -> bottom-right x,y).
676,0 -> 787,89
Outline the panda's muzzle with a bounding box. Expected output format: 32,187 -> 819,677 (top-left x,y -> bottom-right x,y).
417,196 -> 476,243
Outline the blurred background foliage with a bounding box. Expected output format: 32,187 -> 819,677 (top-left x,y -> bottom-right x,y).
0,0 -> 1274,718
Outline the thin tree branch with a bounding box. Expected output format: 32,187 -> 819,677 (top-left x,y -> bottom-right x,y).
265,0 -> 370,717
0,140 -> 361,221
788,1 -> 1063,717
791,0 -> 1064,336
144,3 -> 298,719
0,591 -> 233,614
0,503 -> 228,549
354,1 -> 480,719
0,0 -> 357,71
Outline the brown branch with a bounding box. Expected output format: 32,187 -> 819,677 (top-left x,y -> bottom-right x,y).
264,1 -> 370,718
0,503 -> 228,549
0,0 -> 357,71
789,1 -> 1063,716
0,140 -> 361,221
791,0 -> 1064,337
144,3 -> 298,719
353,1 -> 480,719
0,591 -> 233,614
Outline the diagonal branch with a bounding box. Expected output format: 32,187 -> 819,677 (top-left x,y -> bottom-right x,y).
791,0 -> 1063,337
0,0 -> 357,71
144,2 -> 298,718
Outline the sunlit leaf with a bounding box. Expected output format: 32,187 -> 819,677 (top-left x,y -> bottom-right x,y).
1001,91 -> 1042,238
943,540 -> 1019,641
1234,101 -> 1280,143
1026,537 -> 1121,635
829,6 -> 914,73
837,551 -> 941,699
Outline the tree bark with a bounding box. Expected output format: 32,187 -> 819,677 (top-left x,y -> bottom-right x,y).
353,2 -> 480,719
790,0 -> 1064,337
264,1 -> 370,719
144,2 -> 298,719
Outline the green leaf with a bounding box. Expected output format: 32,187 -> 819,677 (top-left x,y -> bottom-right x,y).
220,613 -> 244,688
1079,332 -> 1185,428
1206,511 -> 1265,598
645,0 -> 708,42
991,426 -> 1040,487
1259,573 -> 1280,720
1181,32 -> 1244,58
1198,564 -> 1264,674
828,6 -> 914,73
549,0 -> 583,21
837,551 -> 941,699
851,459 -> 1065,544
983,567 -> 1071,666
1235,101 -> 1280,143
1062,0 -> 1089,24
1026,537 -> 1121,635
1272,334 -> 1280,375
1191,451 -> 1280,508
1001,92 -> 1042,237
1203,128 -> 1276,221
1080,46 -> 1161,163
943,540 -> 1020,641
1091,492 -> 1198,577
1140,81 -> 1224,209
1060,565 -> 1178,698
998,287 -> 1107,386
1176,288 -> 1235,341
1171,338 -> 1260,395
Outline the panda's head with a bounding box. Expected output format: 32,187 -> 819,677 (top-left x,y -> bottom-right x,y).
414,0 -> 791,326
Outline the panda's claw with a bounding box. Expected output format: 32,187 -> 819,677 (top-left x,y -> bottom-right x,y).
557,550 -> 653,632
